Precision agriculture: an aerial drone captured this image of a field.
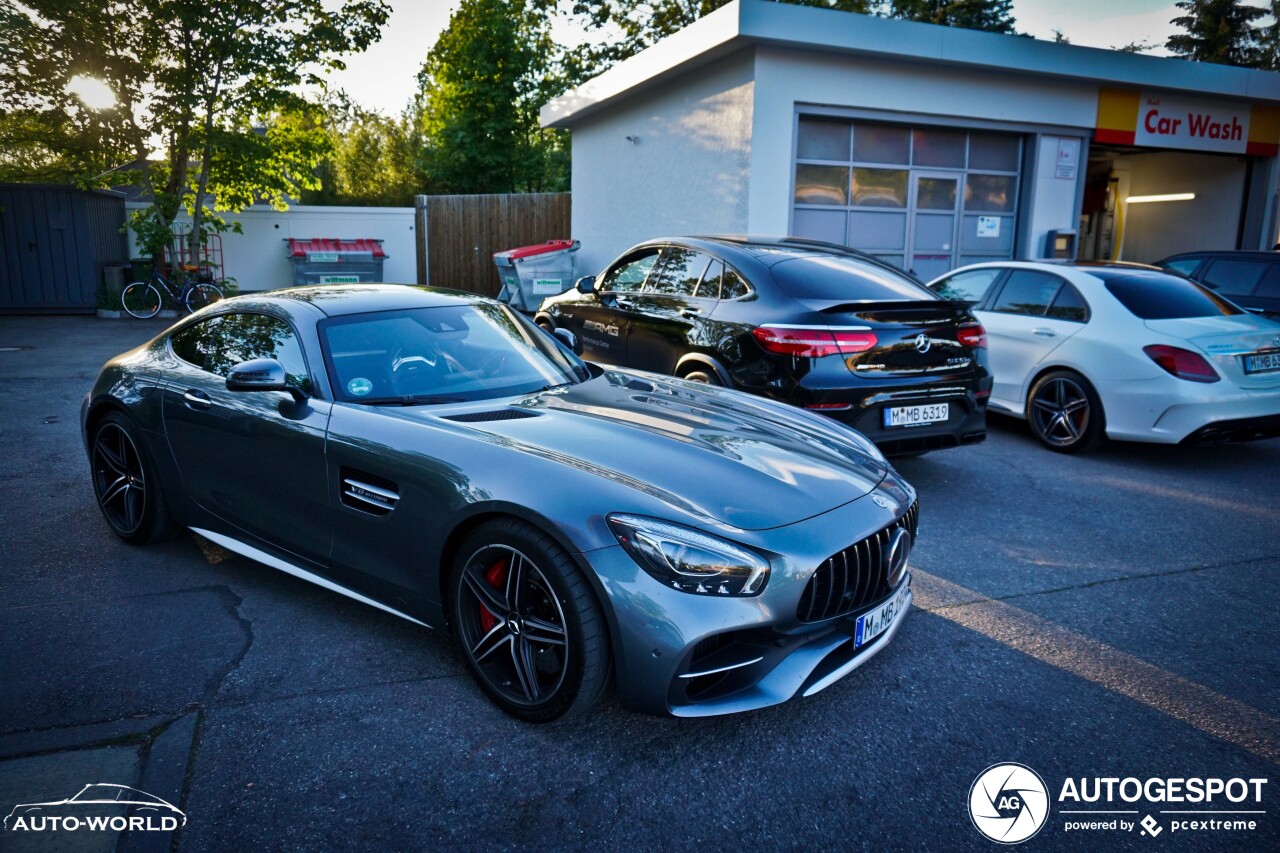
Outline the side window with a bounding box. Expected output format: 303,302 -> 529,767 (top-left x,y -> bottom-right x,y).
647,247 -> 711,296
1200,260 -> 1267,297
933,268 -> 1002,303
1046,283 -> 1089,322
721,267 -> 754,301
990,270 -> 1062,317
599,250 -> 660,293
1163,258 -> 1202,277
695,259 -> 724,300
1254,264 -> 1280,299
171,314 -> 312,392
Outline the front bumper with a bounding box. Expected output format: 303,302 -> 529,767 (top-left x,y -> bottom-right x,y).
579,483 -> 917,716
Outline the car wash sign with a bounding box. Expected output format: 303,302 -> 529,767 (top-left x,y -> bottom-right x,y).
1095,87 -> 1280,156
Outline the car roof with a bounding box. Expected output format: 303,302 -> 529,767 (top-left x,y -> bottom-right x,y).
252,284 -> 490,317
1158,249 -> 1279,263
624,234 -> 924,282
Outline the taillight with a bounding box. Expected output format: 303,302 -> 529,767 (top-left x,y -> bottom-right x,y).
1143,344 -> 1219,383
752,326 -> 877,357
957,323 -> 987,349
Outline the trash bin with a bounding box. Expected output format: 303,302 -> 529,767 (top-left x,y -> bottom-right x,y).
287,238 -> 387,285
492,240 -> 580,312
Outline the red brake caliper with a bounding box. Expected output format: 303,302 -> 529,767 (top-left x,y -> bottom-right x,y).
478,557 -> 508,633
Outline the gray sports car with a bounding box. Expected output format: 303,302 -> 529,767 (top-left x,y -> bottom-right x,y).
82,285 -> 917,721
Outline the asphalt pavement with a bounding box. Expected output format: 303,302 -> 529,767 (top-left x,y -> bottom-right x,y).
1,315 -> 1277,851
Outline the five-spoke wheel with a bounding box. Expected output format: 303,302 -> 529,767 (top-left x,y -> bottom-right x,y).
1027,370 -> 1105,453
90,413 -> 174,543
451,519 -> 609,722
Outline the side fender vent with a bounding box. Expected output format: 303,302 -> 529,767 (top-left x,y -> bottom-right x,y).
340,467 -> 399,516
443,409 -> 539,423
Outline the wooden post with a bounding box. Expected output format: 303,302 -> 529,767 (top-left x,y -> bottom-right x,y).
414,194 -> 429,285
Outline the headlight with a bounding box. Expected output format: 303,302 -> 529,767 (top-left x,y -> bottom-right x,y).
606,514 -> 770,596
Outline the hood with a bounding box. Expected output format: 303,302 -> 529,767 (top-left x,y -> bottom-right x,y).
413,371 -> 891,531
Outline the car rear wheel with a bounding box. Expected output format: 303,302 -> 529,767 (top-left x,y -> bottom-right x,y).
450,519 -> 610,722
1026,370 -> 1106,453
90,412 -> 177,544
679,364 -> 721,386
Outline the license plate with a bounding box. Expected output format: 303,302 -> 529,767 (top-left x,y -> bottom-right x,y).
854,583 -> 909,649
883,402 -> 949,428
1243,351 -> 1280,374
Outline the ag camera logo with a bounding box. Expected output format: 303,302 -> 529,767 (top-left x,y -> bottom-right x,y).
969,763 -> 1050,844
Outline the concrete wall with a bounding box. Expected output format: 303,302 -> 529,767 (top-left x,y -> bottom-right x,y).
1111,151 -> 1247,263
568,51 -> 755,275
124,204 -> 417,291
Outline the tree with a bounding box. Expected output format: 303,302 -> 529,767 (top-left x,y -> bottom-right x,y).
886,0 -> 1016,34
305,95 -> 423,207
417,0 -> 569,194
545,1 -> 881,82
1166,0 -> 1265,66
1257,1 -> 1280,70
1,1 -> 389,267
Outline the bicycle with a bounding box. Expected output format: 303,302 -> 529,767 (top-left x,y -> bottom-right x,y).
121,265 -> 224,319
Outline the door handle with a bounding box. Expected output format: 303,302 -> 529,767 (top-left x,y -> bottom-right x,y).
183,389 -> 211,410
679,306 -> 701,318
615,298 -> 635,310
1032,328 -> 1057,338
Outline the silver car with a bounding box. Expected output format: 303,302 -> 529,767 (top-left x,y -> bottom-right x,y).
82,285 -> 917,721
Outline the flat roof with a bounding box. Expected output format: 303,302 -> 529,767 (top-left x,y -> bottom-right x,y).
542,0 -> 1280,128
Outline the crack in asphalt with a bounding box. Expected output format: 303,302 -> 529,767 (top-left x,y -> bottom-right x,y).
915,551 -> 1280,613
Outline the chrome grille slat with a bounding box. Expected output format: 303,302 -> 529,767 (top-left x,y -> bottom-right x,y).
796,500 -> 918,623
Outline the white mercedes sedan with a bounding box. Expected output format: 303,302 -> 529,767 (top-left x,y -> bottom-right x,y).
926,261 -> 1280,453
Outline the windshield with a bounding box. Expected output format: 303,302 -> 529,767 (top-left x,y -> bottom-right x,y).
770,254 -> 937,302
320,303 -> 587,404
1100,271 -> 1243,320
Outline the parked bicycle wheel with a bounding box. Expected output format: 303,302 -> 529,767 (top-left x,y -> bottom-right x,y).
121,283 -> 162,319
184,283 -> 224,313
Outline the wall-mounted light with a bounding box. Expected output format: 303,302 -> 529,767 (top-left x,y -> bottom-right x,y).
625,135 -> 639,144
1125,193 -> 1196,204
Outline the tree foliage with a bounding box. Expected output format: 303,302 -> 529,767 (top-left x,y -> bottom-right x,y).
0,0 -> 389,262
305,96 -> 422,207
1166,0 -> 1266,66
886,0 -> 1016,34
417,0 -> 569,194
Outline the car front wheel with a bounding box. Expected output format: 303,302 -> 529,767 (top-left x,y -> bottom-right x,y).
1026,370 -> 1106,453
450,519 -> 610,722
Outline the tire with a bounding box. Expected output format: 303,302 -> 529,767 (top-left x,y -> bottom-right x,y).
1026,370 -> 1107,454
679,364 -> 722,386
89,412 -> 178,544
450,518 -> 610,722
184,283 -> 224,313
121,283 -> 162,319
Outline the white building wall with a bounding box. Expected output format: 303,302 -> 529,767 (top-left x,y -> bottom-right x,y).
1026,135 -> 1086,259
124,204 -> 418,291
748,47 -> 1099,255
568,52 -> 755,275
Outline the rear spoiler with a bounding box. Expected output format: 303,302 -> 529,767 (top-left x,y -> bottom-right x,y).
811,300 -> 973,315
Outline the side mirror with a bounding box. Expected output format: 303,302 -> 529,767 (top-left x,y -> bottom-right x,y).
575,275 -> 596,294
227,358 -> 306,403
553,327 -> 583,355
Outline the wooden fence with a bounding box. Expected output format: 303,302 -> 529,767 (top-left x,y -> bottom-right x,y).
415,192 -> 571,296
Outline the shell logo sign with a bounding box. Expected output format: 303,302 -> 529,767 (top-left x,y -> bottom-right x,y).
1095,87 -> 1280,156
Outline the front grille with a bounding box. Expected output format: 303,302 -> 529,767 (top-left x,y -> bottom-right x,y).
796,500 -> 918,623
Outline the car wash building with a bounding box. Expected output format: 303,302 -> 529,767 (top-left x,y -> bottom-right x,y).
542,0 -> 1280,280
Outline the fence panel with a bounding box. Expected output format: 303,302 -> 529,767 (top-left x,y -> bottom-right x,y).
418,193 -> 572,296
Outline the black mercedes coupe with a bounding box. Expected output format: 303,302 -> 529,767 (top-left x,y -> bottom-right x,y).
536,236 -> 992,456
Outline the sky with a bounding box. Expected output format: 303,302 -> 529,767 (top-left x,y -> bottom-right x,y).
325,1 -> 1187,117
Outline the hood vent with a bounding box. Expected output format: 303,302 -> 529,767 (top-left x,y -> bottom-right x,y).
443,409 -> 539,423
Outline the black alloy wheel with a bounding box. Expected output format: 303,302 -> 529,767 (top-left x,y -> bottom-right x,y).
451,519 -> 609,722
1027,370 -> 1106,453
90,413 -> 175,543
